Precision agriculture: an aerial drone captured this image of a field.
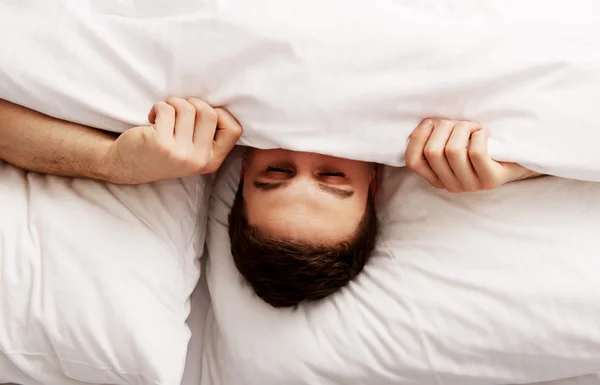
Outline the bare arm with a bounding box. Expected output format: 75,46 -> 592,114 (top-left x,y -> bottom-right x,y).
0,97 -> 242,184
0,99 -> 115,181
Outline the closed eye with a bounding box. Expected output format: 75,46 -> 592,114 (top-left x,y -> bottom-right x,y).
319,171 -> 346,177
267,166 -> 293,174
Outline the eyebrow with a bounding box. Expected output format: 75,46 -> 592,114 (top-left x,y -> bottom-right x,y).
253,180 -> 355,199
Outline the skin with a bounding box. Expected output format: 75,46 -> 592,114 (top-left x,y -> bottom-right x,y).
406,119 -> 541,193
243,149 -> 376,245
0,97 -> 242,184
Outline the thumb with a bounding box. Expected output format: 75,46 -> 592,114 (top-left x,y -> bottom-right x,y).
119,124 -> 157,146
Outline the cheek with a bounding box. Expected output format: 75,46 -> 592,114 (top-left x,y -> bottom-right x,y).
370,174 -> 377,195
240,161 -> 246,179
242,179 -> 255,202
321,197 -> 368,230
243,189 -> 284,227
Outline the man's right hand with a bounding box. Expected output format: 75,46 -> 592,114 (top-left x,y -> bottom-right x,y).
103,97 -> 242,184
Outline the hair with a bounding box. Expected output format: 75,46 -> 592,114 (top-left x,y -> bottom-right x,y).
228,180 -> 378,308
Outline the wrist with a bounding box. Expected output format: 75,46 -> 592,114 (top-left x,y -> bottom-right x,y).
93,140 -> 119,183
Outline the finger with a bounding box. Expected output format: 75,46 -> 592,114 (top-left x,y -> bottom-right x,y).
405,119 -> 442,187
167,97 -> 196,148
188,98 -> 219,148
424,120 -> 462,192
445,122 -> 481,191
150,102 -> 176,145
212,108 -> 243,161
468,128 -> 499,189
148,105 -> 157,124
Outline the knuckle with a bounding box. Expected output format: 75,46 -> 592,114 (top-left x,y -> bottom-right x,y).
189,98 -> 217,117
414,121 -> 433,135
166,96 -> 184,105
170,152 -> 191,165
202,107 -> 219,123
468,148 -> 484,160
168,97 -> 195,114
181,102 -> 197,116
436,119 -> 453,128
455,124 -> 471,136
471,129 -> 486,141
458,121 -> 479,129
230,122 -> 243,137
190,158 -> 211,172
155,102 -> 175,115
405,156 -> 420,170
424,147 -> 443,160
140,126 -> 156,141
154,141 -> 173,155
444,145 -> 463,158
168,146 -> 193,163
187,97 -> 208,109
153,101 -> 166,111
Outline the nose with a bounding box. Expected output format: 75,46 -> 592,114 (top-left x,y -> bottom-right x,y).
285,177 -> 323,207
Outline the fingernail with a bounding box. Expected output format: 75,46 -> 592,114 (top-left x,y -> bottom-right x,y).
423,119 -> 433,128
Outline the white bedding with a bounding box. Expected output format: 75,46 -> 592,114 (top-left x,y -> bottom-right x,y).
532,376 -> 600,385
2,0 -> 600,181
0,161 -> 212,385
2,0 -> 600,384
180,266 -> 211,385
203,148 -> 600,385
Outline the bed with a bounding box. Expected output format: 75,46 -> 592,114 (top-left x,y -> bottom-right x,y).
2,0 -> 600,384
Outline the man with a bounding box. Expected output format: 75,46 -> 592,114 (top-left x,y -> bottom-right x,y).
228,119 -> 540,307
0,98 -> 540,308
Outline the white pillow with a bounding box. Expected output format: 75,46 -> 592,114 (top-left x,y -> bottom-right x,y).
180,265 -> 212,385
1,0 -> 600,180
0,161 -> 212,385
202,148 -> 600,385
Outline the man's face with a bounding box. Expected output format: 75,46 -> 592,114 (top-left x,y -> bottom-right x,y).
242,149 -> 375,245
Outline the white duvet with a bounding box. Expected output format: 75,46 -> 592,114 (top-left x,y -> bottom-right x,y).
2,0 -> 600,180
